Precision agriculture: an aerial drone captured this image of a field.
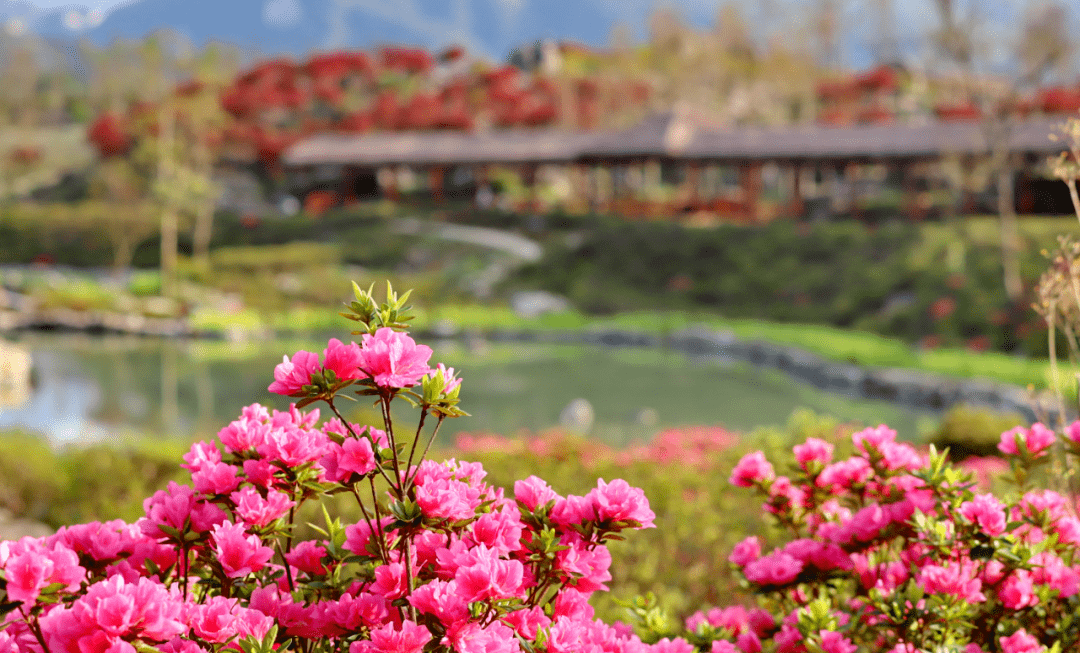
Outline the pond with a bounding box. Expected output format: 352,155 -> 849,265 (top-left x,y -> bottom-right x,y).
0,333 -> 937,447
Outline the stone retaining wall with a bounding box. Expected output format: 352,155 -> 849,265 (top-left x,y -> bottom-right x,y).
479,325 -> 1057,423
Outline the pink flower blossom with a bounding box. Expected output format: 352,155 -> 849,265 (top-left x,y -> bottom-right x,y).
999,424 -> 1056,457
322,338 -> 365,381
256,423 -> 331,467
730,451 -> 775,488
268,350 -> 321,396
141,482 -> 225,538
729,536 -> 761,567
358,328 -> 433,388
651,638 -> 696,653
852,424 -> 897,455
501,606 -> 550,640
818,631 -> 857,653
351,620 -> 432,653
959,493 -> 1007,536
1000,570 -> 1038,609
793,438 -> 834,467
587,478 -> 656,527
3,541 -> 85,605
410,579 -> 470,627
416,477 -> 483,521
999,629 -> 1044,653
191,461 -> 240,496
556,536 -> 612,592
816,457 -> 872,492
230,486 -> 295,528
917,562 -> 985,603
514,476 -> 559,512
456,547 -> 527,601
210,521 -> 274,578
285,540 -> 327,576
1066,420 -> 1080,445
743,551 -> 803,586
431,363 -> 463,394
39,575 -> 186,652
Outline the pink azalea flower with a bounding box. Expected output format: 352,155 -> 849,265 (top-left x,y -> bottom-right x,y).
350,620 -> 432,653
431,363 -> 463,394
818,631 -> 857,653
322,338 -> 365,381
514,475 -> 559,512
229,487 -> 295,528
793,437 -> 834,467
284,540 -> 327,576
210,521 -> 274,578
587,478 -> 656,527
852,424 -> 897,454
1066,420 -> 1080,444
729,451 -> 775,488
728,536 -> 762,567
358,328 -> 434,388
743,551 -> 803,586
456,548 -> 528,601
555,536 -> 611,593
501,606 -> 550,640
410,579 -> 471,627
191,461 -> 240,496
1000,629 -> 1044,653
960,493 -> 1007,536
39,576 -> 186,652
999,424 -> 1056,457
268,350 -> 321,396
4,542 -> 85,605
917,562 -> 985,603
1000,570 -> 1038,609
415,477 -> 482,521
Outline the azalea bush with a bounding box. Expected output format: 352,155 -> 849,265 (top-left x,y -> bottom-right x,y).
629,421 -> 1080,653
448,415 -> 847,622
0,283 -> 659,653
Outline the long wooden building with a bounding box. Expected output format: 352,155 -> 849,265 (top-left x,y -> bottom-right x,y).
281,111 -> 1075,220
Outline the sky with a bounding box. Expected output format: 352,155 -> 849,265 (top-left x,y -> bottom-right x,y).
0,0 -> 1050,73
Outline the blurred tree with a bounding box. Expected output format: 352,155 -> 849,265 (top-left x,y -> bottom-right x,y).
930,0 -> 1075,301
0,36 -> 42,126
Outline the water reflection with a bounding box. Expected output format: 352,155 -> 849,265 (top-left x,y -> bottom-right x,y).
0,333 -> 935,446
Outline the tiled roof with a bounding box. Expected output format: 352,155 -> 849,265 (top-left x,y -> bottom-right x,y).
282,114 -> 1072,167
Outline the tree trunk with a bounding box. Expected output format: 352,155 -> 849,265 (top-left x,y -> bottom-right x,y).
191,139 -> 214,274
996,165 -> 1022,301
159,108 -> 179,298
111,228 -> 134,276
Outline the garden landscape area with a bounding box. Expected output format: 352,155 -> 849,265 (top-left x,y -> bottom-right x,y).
7,1 -> 1080,651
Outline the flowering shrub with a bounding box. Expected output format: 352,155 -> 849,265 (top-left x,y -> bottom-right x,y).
631,422 -> 1080,653
0,283 -> 658,653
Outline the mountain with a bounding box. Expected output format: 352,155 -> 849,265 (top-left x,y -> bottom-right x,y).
0,0 -> 1034,70
2,0 -> 637,62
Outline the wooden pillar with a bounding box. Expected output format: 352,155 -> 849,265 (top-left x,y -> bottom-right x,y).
1017,170 -> 1035,214
685,161 -> 702,212
522,163 -> 538,212
789,163 -> 805,218
380,166 -> 400,202
429,166 -> 445,205
571,163 -> 589,213
845,162 -> 864,222
901,160 -> 921,222
740,162 -> 763,222
341,166 -> 357,205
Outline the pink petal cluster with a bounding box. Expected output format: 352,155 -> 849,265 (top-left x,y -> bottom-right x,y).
730,451 -> 775,488
359,328 -> 434,388
998,423 -> 1056,457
